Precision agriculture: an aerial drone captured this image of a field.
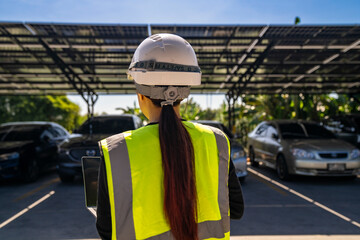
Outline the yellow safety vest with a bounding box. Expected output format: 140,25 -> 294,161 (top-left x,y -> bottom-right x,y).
100,121 -> 230,240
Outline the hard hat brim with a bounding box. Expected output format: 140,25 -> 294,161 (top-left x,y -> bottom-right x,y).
129,71 -> 201,86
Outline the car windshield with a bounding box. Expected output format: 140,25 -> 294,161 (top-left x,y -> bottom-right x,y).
77,117 -> 135,134
279,123 -> 307,139
279,122 -> 336,139
303,123 -> 336,139
0,125 -> 43,142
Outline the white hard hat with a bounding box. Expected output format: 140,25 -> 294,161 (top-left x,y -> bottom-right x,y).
128,33 -> 201,86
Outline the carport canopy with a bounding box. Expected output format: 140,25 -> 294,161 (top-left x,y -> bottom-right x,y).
1,23 -> 359,112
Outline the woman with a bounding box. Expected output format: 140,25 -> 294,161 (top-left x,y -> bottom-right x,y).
96,33 -> 244,240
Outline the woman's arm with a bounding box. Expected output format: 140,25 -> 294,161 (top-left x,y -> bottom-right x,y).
228,159 -> 244,219
96,155 -> 112,240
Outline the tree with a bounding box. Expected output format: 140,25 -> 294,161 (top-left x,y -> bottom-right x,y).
199,108 -> 217,121
0,95 -> 84,131
180,97 -> 204,120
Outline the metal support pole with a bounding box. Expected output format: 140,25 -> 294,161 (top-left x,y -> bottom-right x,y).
226,95 -> 232,131
230,98 -> 236,134
85,91 -> 99,119
226,90 -> 238,133
83,91 -> 99,136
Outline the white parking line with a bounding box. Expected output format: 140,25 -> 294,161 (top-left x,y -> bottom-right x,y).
0,190 -> 55,229
248,168 -> 360,229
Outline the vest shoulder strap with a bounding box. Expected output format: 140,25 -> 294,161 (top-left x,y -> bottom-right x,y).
204,125 -> 231,228
100,132 -> 136,240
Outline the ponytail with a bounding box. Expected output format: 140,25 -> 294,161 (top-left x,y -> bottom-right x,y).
154,99 -> 198,240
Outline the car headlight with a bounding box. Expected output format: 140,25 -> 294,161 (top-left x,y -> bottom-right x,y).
232,149 -> 245,159
0,152 -> 20,161
291,148 -> 315,159
350,149 -> 360,159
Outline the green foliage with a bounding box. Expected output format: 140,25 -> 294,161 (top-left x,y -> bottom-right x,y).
180,97 -> 203,120
0,95 -> 84,131
180,98 -> 219,121
118,101 -> 147,123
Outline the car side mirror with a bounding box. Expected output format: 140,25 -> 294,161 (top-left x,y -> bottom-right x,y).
272,133 -> 279,140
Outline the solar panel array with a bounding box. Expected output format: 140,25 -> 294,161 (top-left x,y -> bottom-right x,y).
0,23 -> 359,96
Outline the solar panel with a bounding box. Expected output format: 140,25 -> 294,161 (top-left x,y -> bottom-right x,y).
0,23 -> 359,96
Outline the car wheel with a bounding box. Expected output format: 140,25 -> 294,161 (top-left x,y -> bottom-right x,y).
276,155 -> 290,180
23,159 -> 40,183
249,147 -> 259,167
59,172 -> 75,183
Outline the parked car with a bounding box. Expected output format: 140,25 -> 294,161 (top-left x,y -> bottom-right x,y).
0,121 -> 70,182
57,115 -> 143,183
322,114 -> 360,148
193,120 -> 248,181
247,120 -> 360,180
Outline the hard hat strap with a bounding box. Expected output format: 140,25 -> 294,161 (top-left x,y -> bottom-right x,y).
129,61 -> 201,73
135,83 -> 190,106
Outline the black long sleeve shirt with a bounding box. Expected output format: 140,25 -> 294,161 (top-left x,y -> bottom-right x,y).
96,156 -> 244,240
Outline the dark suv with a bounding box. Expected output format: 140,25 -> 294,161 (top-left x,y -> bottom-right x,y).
57,115 -> 143,182
323,114 -> 360,148
0,122 -> 70,182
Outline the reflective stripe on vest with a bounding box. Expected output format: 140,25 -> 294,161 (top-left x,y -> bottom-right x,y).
100,121 -> 230,240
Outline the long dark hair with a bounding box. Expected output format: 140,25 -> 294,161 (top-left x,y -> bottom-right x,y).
151,98 -> 198,240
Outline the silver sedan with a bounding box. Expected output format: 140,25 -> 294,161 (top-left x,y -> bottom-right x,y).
247,120 -> 360,180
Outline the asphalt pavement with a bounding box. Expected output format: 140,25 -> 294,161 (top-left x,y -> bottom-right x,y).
0,165 -> 359,240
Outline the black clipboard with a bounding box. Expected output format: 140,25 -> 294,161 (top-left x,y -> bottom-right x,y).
81,156 -> 101,216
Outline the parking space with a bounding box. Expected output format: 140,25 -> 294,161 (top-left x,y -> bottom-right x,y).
0,172 -> 98,239
231,165 -> 360,237
250,165 -> 360,224
0,168 -> 359,239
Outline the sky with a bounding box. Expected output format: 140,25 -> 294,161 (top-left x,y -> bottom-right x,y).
1,0 -> 359,115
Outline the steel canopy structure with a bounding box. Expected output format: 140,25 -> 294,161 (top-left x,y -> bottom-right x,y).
0,22 -> 360,119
